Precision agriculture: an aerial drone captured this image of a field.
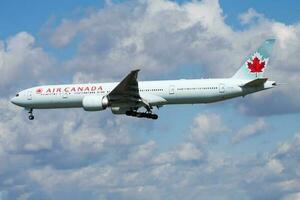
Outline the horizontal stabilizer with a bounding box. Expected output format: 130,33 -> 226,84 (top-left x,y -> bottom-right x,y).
241,78 -> 268,87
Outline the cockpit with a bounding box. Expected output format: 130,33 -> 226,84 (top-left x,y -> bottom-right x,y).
16,93 -> 19,97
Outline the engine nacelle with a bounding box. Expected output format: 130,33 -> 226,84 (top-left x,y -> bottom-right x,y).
82,95 -> 109,111
111,107 -> 129,114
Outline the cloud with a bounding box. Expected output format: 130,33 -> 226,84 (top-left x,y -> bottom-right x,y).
0,32 -> 56,96
176,142 -> 203,161
0,95 -> 143,199
281,192 -> 300,200
47,0 -> 236,80
125,140 -> 156,166
266,158 -> 284,174
189,113 -> 227,144
231,118 -> 267,144
0,99 -> 298,200
239,8 -> 264,25
49,19 -> 79,48
153,142 -> 203,164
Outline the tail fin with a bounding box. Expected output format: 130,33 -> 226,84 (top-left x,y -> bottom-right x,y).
232,39 -> 276,79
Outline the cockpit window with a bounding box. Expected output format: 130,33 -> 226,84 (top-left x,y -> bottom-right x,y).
16,94 -> 19,97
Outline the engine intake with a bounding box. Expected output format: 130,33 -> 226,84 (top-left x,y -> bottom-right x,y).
82,95 -> 109,111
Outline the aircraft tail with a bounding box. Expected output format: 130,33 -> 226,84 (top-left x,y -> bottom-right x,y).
232,39 -> 275,79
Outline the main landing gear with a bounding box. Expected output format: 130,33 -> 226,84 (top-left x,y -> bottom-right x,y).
125,110 -> 158,120
28,108 -> 34,120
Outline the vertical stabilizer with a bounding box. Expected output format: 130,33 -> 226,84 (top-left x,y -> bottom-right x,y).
232,39 -> 275,79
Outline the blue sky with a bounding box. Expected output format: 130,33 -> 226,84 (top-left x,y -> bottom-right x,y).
220,0 -> 300,25
1,0 -> 300,200
0,0 -> 101,38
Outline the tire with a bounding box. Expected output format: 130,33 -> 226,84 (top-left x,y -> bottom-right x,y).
151,114 -> 158,120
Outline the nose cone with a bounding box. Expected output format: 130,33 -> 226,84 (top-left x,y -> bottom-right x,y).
11,96 -> 24,106
11,97 -> 18,105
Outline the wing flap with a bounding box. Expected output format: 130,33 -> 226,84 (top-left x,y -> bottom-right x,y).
140,93 -> 167,106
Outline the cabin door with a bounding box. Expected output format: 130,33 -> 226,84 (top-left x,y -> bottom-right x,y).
169,85 -> 175,95
27,91 -> 32,100
219,84 -> 225,93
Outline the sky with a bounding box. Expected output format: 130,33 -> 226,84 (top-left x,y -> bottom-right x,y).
0,0 -> 300,199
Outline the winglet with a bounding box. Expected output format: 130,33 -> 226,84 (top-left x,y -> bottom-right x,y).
131,69 -> 140,79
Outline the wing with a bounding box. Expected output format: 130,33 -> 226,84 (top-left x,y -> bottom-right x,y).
108,69 -> 147,107
109,69 -> 140,99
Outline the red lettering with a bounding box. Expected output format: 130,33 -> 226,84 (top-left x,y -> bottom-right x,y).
57,88 -> 61,92
97,86 -> 103,91
78,87 -> 83,92
71,87 -> 76,92
64,87 -> 70,93
84,87 -> 90,91
91,86 -> 96,91
46,88 -> 51,93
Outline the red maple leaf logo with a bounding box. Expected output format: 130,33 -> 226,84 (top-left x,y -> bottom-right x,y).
247,57 -> 265,73
36,88 -> 43,93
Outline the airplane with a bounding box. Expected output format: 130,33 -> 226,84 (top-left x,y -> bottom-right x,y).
11,39 -> 276,120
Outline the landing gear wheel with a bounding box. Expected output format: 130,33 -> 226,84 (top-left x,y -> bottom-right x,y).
151,114 -> 158,120
126,110 -> 158,120
125,111 -> 132,116
29,115 -> 34,120
137,113 -> 147,118
28,108 -> 34,120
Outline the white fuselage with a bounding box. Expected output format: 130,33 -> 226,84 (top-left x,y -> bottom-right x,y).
11,39 -> 277,120
11,78 -> 274,111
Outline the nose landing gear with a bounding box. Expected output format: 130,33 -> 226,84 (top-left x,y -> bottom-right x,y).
28,108 -> 34,120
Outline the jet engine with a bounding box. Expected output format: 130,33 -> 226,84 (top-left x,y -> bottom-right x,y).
82,95 -> 109,111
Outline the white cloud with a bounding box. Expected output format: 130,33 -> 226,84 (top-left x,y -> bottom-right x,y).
272,132 -> 300,161
61,128 -> 106,154
281,192 -> 300,200
47,0 -> 236,80
277,180 -> 300,192
177,142 -> 203,161
266,159 -> 284,174
0,32 -> 55,95
49,19 -> 79,48
272,23 -> 298,49
239,8 -> 264,25
126,140 -> 156,165
232,118 -> 267,143
153,142 -> 203,164
189,113 -> 227,144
